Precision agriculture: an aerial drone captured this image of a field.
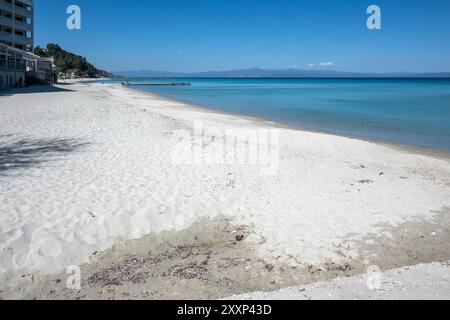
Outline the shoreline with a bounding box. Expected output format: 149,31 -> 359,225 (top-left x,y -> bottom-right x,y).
1,81 -> 449,299
119,83 -> 450,160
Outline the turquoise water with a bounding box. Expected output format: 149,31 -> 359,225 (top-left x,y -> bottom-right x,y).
104,78 -> 450,152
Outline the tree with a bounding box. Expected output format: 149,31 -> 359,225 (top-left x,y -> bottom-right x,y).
33,46 -> 49,57
34,43 -> 113,78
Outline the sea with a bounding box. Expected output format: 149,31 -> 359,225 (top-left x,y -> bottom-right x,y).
100,78 -> 450,152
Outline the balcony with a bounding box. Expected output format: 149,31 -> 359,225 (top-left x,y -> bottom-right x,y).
15,0 -> 33,8
14,5 -> 32,19
13,34 -> 32,46
0,30 -> 13,42
0,15 -> 13,27
13,19 -> 32,31
0,1 -> 13,12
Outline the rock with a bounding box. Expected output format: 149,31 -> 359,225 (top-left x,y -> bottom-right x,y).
235,234 -> 245,242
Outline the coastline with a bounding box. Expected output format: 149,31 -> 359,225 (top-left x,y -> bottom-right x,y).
1,81 -> 449,299
120,83 -> 450,160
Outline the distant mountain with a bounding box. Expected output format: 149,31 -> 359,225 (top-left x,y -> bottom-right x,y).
113,70 -> 184,78
113,68 -> 450,78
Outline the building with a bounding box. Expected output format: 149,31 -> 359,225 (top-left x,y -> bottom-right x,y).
0,43 -> 56,89
35,56 -> 56,83
0,0 -> 34,52
0,0 -> 55,89
0,43 -> 25,88
0,0 -> 33,88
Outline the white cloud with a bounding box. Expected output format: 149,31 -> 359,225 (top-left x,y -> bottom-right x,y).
320,61 -> 335,67
307,63 -> 316,68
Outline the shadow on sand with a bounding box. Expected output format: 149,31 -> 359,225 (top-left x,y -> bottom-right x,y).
0,85 -> 74,96
0,137 -> 88,175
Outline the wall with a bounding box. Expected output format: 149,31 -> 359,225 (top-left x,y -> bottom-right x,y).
0,70 -> 25,89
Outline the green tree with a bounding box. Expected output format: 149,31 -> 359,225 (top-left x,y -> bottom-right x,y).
34,43 -> 113,78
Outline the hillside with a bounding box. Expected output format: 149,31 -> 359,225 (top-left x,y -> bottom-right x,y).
34,44 -> 113,79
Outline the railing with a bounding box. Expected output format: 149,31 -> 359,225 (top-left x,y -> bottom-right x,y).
14,6 -> 33,19
13,34 -> 33,45
15,0 -> 34,9
0,31 -> 14,42
0,58 -> 26,71
13,19 -> 33,32
0,1 -> 12,11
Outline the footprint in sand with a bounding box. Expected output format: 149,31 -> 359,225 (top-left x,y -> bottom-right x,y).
39,239 -> 63,258
30,230 -> 63,258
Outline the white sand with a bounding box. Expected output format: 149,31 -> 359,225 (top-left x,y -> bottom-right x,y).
0,82 -> 449,284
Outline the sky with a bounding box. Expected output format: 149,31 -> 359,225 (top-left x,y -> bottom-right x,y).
34,0 -> 450,73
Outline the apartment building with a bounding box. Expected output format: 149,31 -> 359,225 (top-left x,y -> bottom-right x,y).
0,0 -> 54,89
0,0 -> 34,51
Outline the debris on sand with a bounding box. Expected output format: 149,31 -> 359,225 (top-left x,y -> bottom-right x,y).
359,179 -> 375,184
87,256 -> 156,287
161,263 -> 208,280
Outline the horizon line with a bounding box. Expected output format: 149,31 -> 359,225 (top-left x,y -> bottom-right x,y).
112,67 -> 450,74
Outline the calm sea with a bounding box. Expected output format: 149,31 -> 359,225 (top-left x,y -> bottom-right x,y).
102,78 -> 450,152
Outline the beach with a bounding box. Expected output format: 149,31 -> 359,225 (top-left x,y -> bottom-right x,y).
0,81 -> 449,299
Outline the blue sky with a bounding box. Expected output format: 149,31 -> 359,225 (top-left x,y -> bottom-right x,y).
35,0 -> 450,73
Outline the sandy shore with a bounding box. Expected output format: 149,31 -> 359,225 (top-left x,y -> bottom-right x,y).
229,260 -> 450,300
0,82 -> 449,299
